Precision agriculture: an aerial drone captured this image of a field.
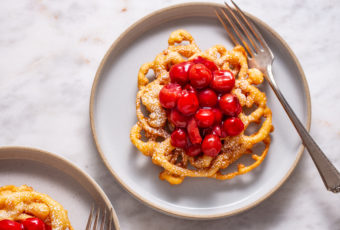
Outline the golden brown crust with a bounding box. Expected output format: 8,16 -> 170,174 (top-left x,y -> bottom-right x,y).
130,29 -> 273,185
0,185 -> 73,230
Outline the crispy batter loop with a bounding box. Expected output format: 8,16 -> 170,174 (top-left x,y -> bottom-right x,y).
130,29 -> 273,185
0,185 -> 73,230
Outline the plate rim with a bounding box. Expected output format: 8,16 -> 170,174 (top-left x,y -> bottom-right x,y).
89,2 -> 311,219
0,146 -> 120,229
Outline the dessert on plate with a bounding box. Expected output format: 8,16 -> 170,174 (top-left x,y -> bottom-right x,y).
130,29 -> 273,185
0,185 -> 73,230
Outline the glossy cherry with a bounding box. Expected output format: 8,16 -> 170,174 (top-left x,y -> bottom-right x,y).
188,63 -> 212,89
187,118 -> 202,144
186,144 -> 202,157
197,89 -> 218,107
211,108 -> 223,124
183,84 -> 197,94
194,109 -> 215,128
193,56 -> 218,72
201,125 -> 222,137
159,83 -> 182,109
211,125 -> 222,136
222,117 -> 244,136
0,220 -> 23,230
169,61 -> 194,85
168,109 -> 189,128
211,70 -> 235,93
201,134 -> 222,157
171,128 -> 188,148
177,90 -> 199,116
21,218 -> 46,230
219,93 -> 242,116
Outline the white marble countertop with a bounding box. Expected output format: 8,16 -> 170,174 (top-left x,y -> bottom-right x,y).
1,0 -> 340,229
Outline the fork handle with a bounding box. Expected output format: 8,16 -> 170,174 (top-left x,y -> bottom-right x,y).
265,66 -> 340,193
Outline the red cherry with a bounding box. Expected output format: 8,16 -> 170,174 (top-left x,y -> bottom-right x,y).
193,56 -> 218,72
159,83 -> 182,109
177,90 -> 199,116
168,109 -> 189,128
183,84 -> 197,94
202,125 -> 222,137
211,125 -> 222,136
201,134 -> 222,157
219,94 -> 242,116
186,144 -> 202,157
171,128 -> 188,148
197,89 -> 218,107
188,64 -> 212,89
0,220 -> 23,230
169,61 -> 194,85
211,70 -> 235,93
21,218 -> 46,230
222,117 -> 244,136
194,109 -> 215,128
187,118 -> 202,144
212,108 -> 223,124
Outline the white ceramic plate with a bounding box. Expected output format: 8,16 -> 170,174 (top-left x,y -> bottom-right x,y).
90,3 -> 311,219
0,147 -> 120,229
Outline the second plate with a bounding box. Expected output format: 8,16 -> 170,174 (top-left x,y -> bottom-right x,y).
0,146 -> 120,229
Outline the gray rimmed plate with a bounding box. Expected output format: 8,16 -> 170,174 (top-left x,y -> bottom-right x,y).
0,146 -> 120,229
90,2 -> 311,219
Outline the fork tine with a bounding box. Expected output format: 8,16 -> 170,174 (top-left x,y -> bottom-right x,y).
218,8 -> 254,57
215,10 -> 239,46
92,208 -> 100,230
86,205 -> 95,230
99,209 -> 106,230
108,208 -> 113,230
230,0 -> 269,50
224,1 -> 260,53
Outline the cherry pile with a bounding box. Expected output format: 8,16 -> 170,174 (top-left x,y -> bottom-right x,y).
0,218 -> 51,230
159,56 -> 244,158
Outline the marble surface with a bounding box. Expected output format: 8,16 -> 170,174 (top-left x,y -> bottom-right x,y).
1,0 -> 339,229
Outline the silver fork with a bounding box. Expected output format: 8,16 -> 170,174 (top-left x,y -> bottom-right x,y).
86,206 -> 114,230
216,0 -> 340,193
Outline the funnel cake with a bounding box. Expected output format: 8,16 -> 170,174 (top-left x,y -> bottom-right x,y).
0,185 -> 73,230
130,29 -> 273,185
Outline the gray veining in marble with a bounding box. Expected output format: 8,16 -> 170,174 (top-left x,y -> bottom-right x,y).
1,0 -> 340,229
